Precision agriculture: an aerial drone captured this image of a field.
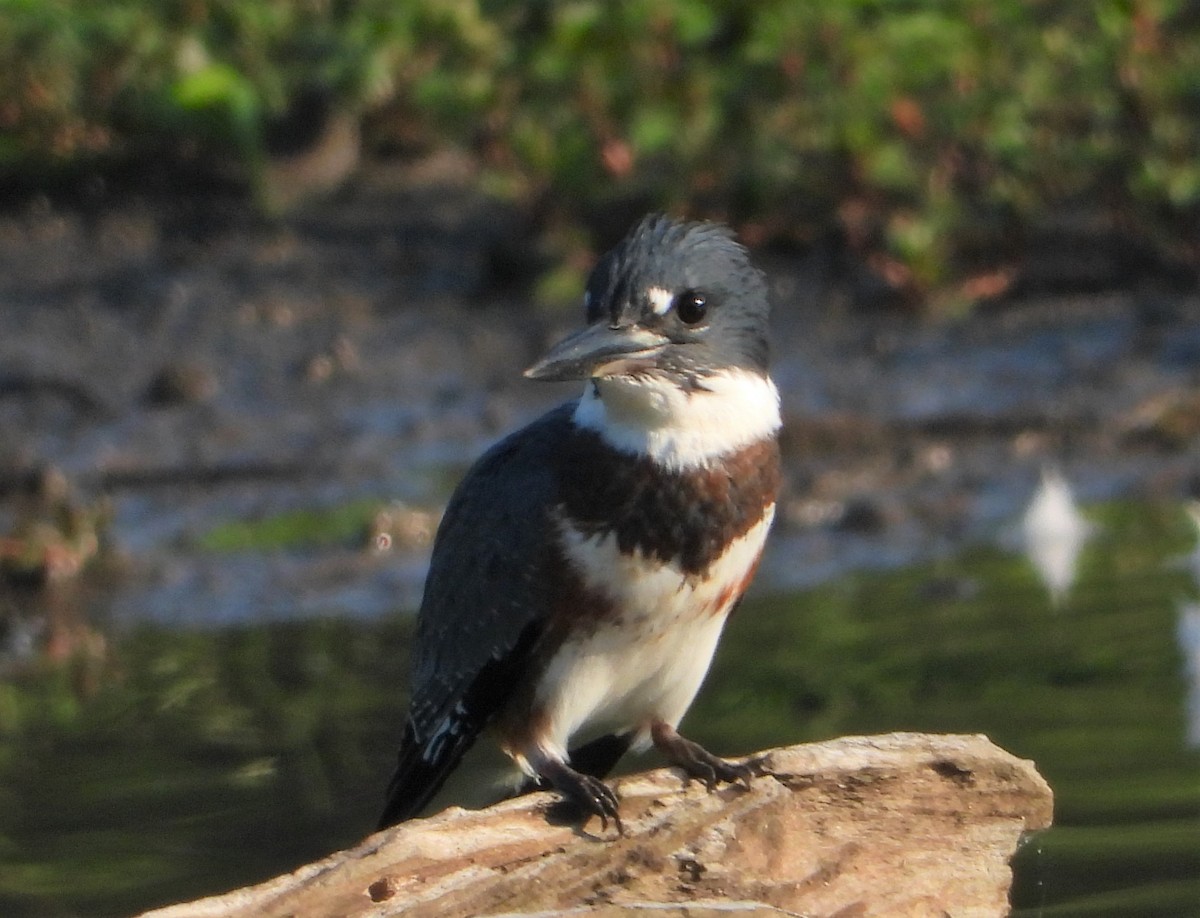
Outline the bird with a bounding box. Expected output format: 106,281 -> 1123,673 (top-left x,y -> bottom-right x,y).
378,213 -> 782,833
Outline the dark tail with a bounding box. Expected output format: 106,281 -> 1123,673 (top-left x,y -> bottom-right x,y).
377,719 -> 479,830
377,622 -> 544,829
568,731 -> 634,780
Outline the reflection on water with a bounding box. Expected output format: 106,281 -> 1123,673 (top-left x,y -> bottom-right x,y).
1179,605 -> 1200,749
0,500 -> 1198,917
1178,503 -> 1200,750
1022,467 -> 1092,605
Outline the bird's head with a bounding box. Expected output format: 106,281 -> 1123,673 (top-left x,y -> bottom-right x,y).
524,215 -> 770,385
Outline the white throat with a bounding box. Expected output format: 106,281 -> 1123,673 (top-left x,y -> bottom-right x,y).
572,369 -> 780,470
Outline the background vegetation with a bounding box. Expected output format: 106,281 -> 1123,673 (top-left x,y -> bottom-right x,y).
3,0 -> 1199,296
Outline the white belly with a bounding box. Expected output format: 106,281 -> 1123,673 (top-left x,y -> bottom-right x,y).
530,506 -> 774,764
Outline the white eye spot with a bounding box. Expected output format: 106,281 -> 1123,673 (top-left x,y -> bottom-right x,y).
583,290 -> 592,312
647,286 -> 673,316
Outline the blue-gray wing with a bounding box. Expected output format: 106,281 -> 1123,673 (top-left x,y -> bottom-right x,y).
379,402 -> 573,827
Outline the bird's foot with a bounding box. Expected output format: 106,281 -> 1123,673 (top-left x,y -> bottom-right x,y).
537,758 -> 623,835
650,721 -> 759,791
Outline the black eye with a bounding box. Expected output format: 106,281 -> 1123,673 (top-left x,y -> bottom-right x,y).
675,290 -> 708,325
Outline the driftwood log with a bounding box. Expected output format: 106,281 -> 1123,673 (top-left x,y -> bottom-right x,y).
142,733 -> 1053,918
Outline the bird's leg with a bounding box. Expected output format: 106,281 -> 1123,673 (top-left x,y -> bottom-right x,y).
535,757 -> 624,835
650,721 -> 756,790
511,730 -> 635,798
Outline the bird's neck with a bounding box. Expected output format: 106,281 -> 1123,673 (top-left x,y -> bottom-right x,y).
571,368 -> 780,471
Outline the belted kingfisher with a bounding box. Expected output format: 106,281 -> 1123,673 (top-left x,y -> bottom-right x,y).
378,214 -> 781,832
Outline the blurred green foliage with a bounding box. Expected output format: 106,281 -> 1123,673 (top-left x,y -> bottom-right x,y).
3,1 -> 1199,289
194,499 -> 381,552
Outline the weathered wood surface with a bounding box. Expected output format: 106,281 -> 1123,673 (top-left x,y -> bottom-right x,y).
142,732 -> 1053,918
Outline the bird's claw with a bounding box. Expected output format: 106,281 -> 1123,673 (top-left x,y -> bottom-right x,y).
539,760 -> 624,835
651,722 -> 760,792
575,773 -> 624,834
679,744 -> 752,790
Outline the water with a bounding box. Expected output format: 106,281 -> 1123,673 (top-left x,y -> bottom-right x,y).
0,496 -> 1196,917
4,177 -> 1198,917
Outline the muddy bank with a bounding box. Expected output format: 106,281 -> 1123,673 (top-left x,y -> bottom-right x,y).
1,158 -> 1198,622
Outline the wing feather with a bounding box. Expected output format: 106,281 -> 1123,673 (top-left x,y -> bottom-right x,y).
378,403 -> 574,827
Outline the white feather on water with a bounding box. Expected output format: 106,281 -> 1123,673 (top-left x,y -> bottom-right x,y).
1022,467 -> 1092,605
